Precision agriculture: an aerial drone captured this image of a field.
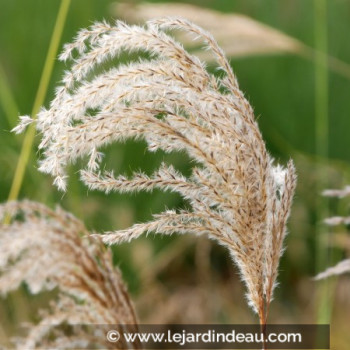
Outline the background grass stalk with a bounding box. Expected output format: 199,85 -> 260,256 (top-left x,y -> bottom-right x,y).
6,0 -> 71,204
314,0 -> 332,324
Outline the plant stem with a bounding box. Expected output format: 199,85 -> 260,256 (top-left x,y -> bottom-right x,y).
314,0 -> 331,324
259,299 -> 268,350
7,0 -> 71,204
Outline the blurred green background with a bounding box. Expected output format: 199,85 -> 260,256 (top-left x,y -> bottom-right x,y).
1,0 -> 350,349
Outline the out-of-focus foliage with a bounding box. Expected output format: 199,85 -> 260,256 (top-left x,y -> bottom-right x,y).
1,0 -> 350,349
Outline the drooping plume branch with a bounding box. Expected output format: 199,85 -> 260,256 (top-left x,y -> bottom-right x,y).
16,17 -> 297,325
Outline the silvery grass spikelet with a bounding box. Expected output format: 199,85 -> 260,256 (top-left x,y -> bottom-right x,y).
0,201 -> 139,350
15,18 -> 296,325
314,187 -> 350,280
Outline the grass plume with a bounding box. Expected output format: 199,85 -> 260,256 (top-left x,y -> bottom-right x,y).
16,18 -> 297,327
315,186 -> 350,280
0,200 -> 139,349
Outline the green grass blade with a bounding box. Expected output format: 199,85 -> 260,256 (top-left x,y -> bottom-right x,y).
7,0 -> 71,203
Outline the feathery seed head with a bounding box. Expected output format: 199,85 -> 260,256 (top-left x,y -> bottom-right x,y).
17,18 -> 297,321
0,201 -> 139,349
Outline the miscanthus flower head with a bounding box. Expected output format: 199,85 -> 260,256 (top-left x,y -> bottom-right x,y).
16,18 -> 297,324
0,201 -> 139,349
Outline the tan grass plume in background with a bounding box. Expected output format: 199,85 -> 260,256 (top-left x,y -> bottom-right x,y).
113,2 -> 304,59
111,2 -> 350,80
15,18 -> 297,327
0,201 -> 139,349
315,187 -> 350,280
